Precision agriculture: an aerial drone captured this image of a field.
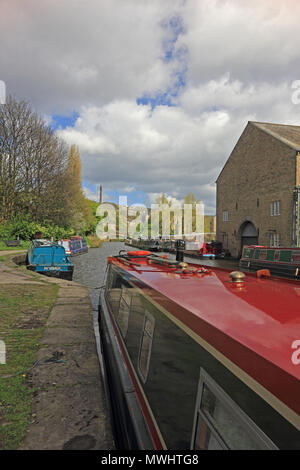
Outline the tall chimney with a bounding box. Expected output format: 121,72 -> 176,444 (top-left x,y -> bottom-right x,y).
99,185 -> 103,204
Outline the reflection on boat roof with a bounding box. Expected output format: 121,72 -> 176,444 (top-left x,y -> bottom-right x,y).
109,255 -> 300,389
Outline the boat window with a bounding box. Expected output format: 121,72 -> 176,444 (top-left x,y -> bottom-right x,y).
105,268 -> 122,316
105,266 -> 133,337
138,312 -> 155,383
116,285 -> 131,337
106,265 -> 116,291
191,369 -> 277,450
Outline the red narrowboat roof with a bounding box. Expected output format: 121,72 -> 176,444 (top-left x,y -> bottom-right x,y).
108,255 -> 300,424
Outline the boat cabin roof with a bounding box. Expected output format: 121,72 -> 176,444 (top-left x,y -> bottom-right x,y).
245,245 -> 300,251
108,253 -> 300,422
31,239 -> 58,247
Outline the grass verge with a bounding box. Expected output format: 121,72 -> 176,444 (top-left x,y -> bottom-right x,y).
86,234 -> 103,248
0,283 -> 59,450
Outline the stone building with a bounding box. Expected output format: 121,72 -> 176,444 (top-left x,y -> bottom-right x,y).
216,121 -> 300,258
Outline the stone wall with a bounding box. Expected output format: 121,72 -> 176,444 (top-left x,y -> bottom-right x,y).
216,122 -> 297,257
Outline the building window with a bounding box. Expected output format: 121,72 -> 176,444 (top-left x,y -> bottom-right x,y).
191,369 -> 277,450
270,233 -> 280,247
138,312 -> 155,383
270,201 -> 280,216
257,198 -> 260,208
222,210 -> 229,222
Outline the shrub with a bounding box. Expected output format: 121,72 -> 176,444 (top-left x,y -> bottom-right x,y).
0,219 -> 75,242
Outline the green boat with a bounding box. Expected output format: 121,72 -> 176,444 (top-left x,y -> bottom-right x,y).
240,245 -> 300,279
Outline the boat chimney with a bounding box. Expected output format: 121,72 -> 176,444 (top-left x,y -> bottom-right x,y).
176,239 -> 185,263
99,185 -> 103,204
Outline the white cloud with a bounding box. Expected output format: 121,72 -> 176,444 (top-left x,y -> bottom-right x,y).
146,193 -> 185,208
58,73 -> 300,213
179,0 -> 300,84
83,184 -> 110,203
82,186 -> 99,202
2,0 -> 300,213
0,0 -> 183,113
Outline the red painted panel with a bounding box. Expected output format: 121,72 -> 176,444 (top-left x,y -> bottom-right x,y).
111,257 -> 300,416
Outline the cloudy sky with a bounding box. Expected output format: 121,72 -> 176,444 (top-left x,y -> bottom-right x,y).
1,0 -> 300,213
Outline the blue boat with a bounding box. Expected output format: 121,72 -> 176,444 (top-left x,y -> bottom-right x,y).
58,236 -> 88,256
26,239 -> 74,280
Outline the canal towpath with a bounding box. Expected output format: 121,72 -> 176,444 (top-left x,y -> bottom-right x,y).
0,251 -> 114,450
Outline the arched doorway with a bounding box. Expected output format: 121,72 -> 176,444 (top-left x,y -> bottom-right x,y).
239,221 -> 258,254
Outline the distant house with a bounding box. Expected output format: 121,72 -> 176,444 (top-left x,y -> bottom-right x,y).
216,121 -> 300,258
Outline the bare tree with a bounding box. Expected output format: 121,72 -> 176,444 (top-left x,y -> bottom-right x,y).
0,96 -> 70,226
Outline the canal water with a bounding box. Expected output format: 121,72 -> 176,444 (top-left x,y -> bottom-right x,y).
72,241 -> 129,311
72,242 -> 239,310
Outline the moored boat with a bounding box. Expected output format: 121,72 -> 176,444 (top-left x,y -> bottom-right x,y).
197,241 -> 217,259
26,239 -> 74,280
125,239 -> 161,252
98,250 -> 300,450
59,236 -> 88,256
240,245 -> 300,279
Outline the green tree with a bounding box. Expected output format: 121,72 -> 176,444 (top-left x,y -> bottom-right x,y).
65,145 -> 94,234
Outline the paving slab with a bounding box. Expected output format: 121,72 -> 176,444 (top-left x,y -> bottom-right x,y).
27,342 -> 103,388
20,383 -> 114,450
47,305 -> 93,328
40,325 -> 95,345
55,295 -> 91,305
57,286 -> 91,297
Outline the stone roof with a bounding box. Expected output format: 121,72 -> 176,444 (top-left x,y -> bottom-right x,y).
216,121 -> 300,182
251,121 -> 300,151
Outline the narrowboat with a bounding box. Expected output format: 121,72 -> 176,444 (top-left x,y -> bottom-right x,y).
59,236 -> 88,256
26,239 -> 74,280
240,245 -> 300,279
159,239 -> 172,252
197,241 -> 230,260
98,250 -> 300,450
126,239 -> 161,252
197,242 -> 217,259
